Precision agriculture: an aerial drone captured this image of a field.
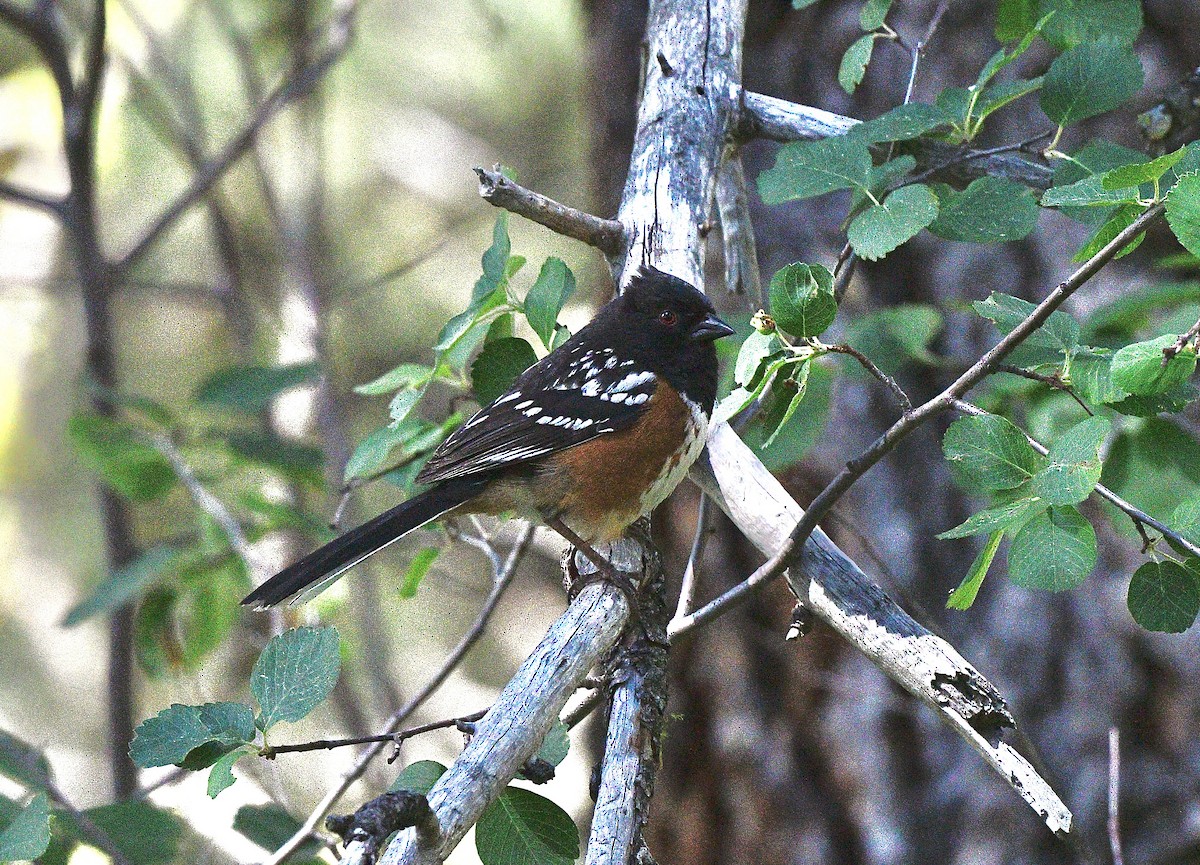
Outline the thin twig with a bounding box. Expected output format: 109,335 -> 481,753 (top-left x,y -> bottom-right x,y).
950,399 -> 1200,560
832,242 -> 857,302
0,180 -> 66,214
1164,316 -> 1200,362
265,522 -> 534,865
907,130 -> 1054,187
668,204 -> 1165,639
263,710 -> 489,758
672,495 -> 714,622
474,166 -> 627,257
994,363 -> 1094,415
905,1 -> 948,105
114,0 -> 360,274
1109,728 -> 1125,865
825,343 -> 913,412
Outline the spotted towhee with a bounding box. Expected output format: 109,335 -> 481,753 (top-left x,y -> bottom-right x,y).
242,266 -> 734,608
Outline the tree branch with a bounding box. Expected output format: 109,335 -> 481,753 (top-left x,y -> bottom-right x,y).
715,155 -> 762,301
950,399 -> 1200,560
585,553 -> 668,865
689,423 -> 1072,834
0,180 -> 66,214
267,522 -> 533,865
262,709 -> 488,758
470,0 -> 1078,842
740,91 -> 1055,190
473,166 -> 627,257
676,203 -> 1164,638
375,540 -> 648,865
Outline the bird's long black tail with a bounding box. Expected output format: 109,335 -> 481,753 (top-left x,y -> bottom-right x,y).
241,475 -> 492,609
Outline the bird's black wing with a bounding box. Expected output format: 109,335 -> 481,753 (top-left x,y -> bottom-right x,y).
417,343 -> 658,483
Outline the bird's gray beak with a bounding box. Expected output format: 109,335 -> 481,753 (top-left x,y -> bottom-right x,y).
690,313 -> 735,342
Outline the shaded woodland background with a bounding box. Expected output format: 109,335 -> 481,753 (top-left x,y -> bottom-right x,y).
3,0 -> 1200,863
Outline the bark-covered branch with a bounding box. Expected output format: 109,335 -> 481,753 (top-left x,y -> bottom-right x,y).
376,540 -> 650,865
474,166 -> 627,257
270,524 -> 534,865
740,91 -> 1055,189
585,552 -> 669,865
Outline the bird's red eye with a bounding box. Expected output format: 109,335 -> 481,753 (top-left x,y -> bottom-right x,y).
658,310 -> 678,327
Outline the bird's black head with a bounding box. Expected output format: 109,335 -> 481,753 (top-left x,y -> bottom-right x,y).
608,266 -> 734,412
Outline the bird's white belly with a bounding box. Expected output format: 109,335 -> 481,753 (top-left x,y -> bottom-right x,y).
637,396 -> 709,514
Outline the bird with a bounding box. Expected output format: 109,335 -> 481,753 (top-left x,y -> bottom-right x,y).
242,266 -> 734,609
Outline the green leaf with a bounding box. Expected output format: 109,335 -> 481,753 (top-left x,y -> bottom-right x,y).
1127,560 -> 1200,632
477,213 -> 513,303
742,361 -> 832,470
1110,334 -> 1197,396
1108,383 -> 1199,417
943,413 -> 1045,490
472,337 -> 538,406
82,801 -> 181,865
226,432 -> 324,487
995,0 -> 1036,41
973,77 -> 1044,125
842,304 -> 943,373
251,627 -> 341,731
1041,175 -> 1141,209
1038,0 -> 1143,50
343,417 -> 446,483
937,497 -> 1041,539
1103,147 -> 1188,190
1166,171 -> 1200,258
389,385 -> 426,427
713,351 -> 792,425
852,103 -> 952,144
768,263 -> 836,337
1070,348 -> 1125,405
1071,203 -> 1147,263
1029,415 -> 1110,505
733,330 -> 782,386
129,701 -> 256,768
929,177 -> 1039,243
67,414 -> 177,501
1040,39 -> 1143,127
859,0 -> 892,29
847,184 -> 939,261
400,548 -> 440,599
947,531 -> 1003,610
0,732 -> 51,791
207,747 -> 251,798
1008,505 -> 1097,591
972,292 -> 1080,354
435,217 -> 514,354
758,136 -> 873,204
234,805 -> 324,860
839,34 -> 877,95
525,258 -> 577,349
389,760 -> 448,795
0,794 -> 49,861
475,787 -> 579,865
761,362 -> 812,449
354,364 -> 433,396
1083,281 -> 1200,341
534,721 -> 570,768
792,0 -> 820,6
1102,419 -> 1200,528
62,545 -> 177,627
195,363 -> 320,412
